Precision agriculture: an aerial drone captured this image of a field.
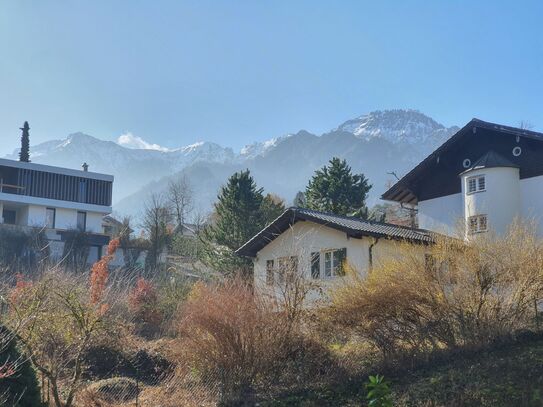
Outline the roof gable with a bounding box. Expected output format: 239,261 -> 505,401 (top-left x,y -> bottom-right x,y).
382,119 -> 543,204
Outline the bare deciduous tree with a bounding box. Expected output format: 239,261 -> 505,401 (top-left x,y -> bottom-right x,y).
167,176 -> 193,228
6,273 -> 112,407
142,193 -> 173,272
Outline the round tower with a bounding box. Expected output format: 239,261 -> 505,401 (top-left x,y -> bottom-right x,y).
460,150 -> 520,238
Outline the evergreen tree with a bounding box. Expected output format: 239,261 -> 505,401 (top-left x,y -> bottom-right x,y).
261,193 -> 286,223
0,325 -> 44,406
305,157 -> 372,217
19,121 -> 30,163
202,170 -> 280,277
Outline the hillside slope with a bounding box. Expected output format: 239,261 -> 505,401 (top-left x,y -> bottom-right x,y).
264,335 -> 543,407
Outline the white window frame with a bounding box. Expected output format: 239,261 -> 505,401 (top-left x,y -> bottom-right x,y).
466,175 -> 486,194
468,214 -> 488,234
321,249 -> 345,279
45,207 -> 56,229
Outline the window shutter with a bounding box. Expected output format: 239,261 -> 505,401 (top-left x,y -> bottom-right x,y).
311,252 -> 320,279
337,248 -> 347,276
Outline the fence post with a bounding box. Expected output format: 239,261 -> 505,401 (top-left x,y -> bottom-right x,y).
535,297 -> 540,331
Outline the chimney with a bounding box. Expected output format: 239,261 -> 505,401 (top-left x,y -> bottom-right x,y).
82,162 -> 89,172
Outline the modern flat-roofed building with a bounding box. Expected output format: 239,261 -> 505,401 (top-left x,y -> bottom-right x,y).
0,157 -> 113,262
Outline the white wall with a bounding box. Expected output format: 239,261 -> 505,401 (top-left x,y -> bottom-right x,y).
27,205 -> 46,226
462,167 -> 521,237
86,212 -> 104,233
5,202 -> 106,234
253,220 -> 415,303
418,193 -> 463,236
520,175 -> 543,236
0,192 -> 111,214
417,170 -> 543,238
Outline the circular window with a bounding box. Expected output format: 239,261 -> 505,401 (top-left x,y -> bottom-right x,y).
462,158 -> 471,168
512,146 -> 522,157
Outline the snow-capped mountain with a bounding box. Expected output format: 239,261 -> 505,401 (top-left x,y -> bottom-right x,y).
336,109 -> 455,150
5,109 -> 459,219
240,134 -> 293,159
6,133 -> 239,204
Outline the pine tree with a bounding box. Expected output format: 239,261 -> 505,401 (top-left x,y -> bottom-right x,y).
305,157 -> 372,217
202,170 -> 280,277
19,121 -> 30,162
261,193 -> 286,224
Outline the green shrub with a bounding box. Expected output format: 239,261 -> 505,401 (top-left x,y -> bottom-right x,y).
365,375 -> 392,407
0,325 -> 44,407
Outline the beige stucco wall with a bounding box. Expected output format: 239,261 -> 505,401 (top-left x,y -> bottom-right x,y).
253,220 -> 423,303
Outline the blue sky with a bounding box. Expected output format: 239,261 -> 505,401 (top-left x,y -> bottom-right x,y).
1,1 -> 542,155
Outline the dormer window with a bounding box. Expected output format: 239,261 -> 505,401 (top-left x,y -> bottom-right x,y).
467,175 -> 485,194
468,214 -> 487,234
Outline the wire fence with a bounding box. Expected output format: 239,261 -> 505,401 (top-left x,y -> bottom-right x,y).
40,365 -> 222,406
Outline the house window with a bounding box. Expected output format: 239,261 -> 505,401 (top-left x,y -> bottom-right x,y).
266,260 -> 274,286
77,211 -> 87,231
322,248 -> 347,278
468,215 -> 488,234
467,175 -> 485,194
2,209 -> 16,225
45,208 -> 56,229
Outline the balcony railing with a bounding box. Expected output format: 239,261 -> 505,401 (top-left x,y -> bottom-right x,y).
0,179 -> 25,195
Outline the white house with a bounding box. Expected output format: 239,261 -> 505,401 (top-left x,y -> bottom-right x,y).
236,207 -> 432,301
0,157 -> 113,263
382,119 -> 543,238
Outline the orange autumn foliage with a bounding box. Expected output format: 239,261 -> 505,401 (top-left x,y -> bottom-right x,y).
89,238 -> 120,304
0,362 -> 16,379
9,273 -> 32,304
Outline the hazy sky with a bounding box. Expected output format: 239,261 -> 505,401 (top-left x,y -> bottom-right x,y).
1,1 -> 542,156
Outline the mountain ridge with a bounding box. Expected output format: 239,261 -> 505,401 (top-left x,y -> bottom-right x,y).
5,109 -> 459,219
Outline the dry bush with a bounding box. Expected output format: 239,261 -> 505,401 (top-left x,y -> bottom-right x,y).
4,270 -> 124,407
328,220 -> 543,361
128,277 -> 163,338
176,278 -> 330,405
178,280 -> 284,404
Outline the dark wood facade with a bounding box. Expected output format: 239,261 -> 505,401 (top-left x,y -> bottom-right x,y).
382,119 -> 543,204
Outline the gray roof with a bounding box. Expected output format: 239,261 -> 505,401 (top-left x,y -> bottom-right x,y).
236,207 -> 435,257
461,150 -> 519,175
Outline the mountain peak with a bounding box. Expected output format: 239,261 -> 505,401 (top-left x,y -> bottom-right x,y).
335,109 -> 458,145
